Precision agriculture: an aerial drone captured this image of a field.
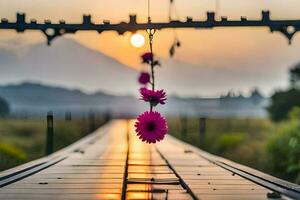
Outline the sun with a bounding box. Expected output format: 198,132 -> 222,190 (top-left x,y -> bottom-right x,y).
130,33 -> 145,48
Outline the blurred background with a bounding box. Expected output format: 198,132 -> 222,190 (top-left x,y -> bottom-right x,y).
0,0 -> 299,184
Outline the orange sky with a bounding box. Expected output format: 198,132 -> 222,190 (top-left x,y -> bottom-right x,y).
1,0 -> 300,68
1,0 -> 300,95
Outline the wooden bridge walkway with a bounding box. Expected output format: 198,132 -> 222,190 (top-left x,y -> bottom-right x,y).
0,120 -> 300,200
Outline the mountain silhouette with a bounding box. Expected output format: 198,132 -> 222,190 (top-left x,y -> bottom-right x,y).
0,38 -> 138,95
0,38 -> 269,118
0,37 -> 284,96
0,82 -> 268,118
0,82 -> 146,117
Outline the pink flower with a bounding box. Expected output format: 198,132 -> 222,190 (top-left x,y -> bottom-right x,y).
135,111 -> 168,143
138,72 -> 150,85
141,52 -> 153,63
140,88 -> 167,106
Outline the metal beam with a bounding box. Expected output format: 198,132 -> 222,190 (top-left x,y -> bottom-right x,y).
0,11 -> 299,45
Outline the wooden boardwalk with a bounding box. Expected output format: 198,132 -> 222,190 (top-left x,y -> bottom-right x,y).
0,120 -> 299,200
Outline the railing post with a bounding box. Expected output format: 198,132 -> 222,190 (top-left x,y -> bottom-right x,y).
46,111 -> 54,155
199,117 -> 206,141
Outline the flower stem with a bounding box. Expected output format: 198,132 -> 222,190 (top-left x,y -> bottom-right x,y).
148,30 -> 155,112
149,33 -> 155,91
150,47 -> 155,91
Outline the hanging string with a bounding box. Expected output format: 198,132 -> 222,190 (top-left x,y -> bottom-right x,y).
168,0 -> 180,20
147,29 -> 156,90
147,0 -> 151,23
168,0 -> 181,57
215,0 -> 220,18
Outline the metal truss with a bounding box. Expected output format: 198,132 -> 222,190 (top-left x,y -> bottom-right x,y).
0,11 -> 299,45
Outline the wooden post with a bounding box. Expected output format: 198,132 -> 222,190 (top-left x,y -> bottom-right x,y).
46,111 -> 54,155
181,116 -> 188,138
199,117 -> 206,141
104,111 -> 111,123
88,111 -> 95,132
65,110 -> 72,121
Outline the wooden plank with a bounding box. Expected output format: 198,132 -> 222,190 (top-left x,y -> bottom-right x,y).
0,193 -> 121,200
5,183 -> 122,189
155,135 -> 274,200
1,120 -> 299,200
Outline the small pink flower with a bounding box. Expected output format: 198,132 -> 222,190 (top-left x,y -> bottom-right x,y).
141,52 -> 153,63
135,111 -> 168,143
138,72 -> 150,85
140,87 -> 167,106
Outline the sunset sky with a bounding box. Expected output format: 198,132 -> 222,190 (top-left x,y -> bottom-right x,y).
1,0 -> 300,96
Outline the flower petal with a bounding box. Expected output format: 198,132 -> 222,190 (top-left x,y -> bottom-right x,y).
135,111 -> 168,143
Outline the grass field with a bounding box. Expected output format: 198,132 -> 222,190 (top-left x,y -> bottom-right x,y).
167,117 -> 300,184
0,118 -> 103,171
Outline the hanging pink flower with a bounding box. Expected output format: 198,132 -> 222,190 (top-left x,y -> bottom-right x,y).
141,52 -> 153,63
138,72 -> 150,85
140,87 -> 167,106
135,111 -> 168,143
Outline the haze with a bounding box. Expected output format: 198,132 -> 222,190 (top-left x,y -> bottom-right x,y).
1,0 -> 300,96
